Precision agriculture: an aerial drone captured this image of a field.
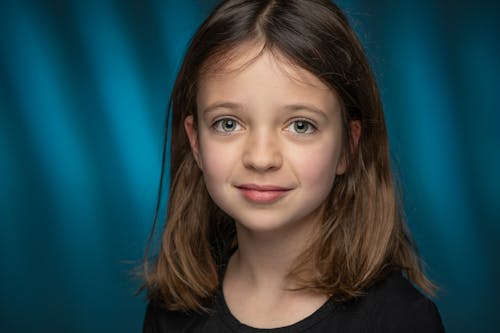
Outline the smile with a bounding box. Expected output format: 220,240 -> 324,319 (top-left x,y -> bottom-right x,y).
236,184 -> 292,204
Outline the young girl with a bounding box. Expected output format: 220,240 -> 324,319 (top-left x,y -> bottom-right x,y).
141,0 -> 445,332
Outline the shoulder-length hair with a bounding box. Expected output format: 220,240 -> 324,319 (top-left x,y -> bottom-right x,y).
141,0 -> 436,312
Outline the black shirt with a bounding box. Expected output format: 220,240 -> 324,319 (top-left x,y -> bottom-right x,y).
142,271 -> 445,332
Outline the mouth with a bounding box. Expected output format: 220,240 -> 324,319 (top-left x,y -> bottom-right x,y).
235,184 -> 292,204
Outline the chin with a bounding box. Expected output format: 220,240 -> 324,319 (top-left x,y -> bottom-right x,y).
232,210 -> 313,235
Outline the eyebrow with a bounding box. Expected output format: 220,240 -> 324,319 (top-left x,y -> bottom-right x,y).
283,104 -> 329,120
201,101 -> 329,120
201,102 -> 243,114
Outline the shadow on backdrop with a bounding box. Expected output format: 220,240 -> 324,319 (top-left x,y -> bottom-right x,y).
0,0 -> 498,332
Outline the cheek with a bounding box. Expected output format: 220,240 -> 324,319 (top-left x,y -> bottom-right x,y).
291,141 -> 341,192
198,138 -> 239,185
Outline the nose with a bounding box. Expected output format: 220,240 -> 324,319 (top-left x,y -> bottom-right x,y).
242,129 -> 283,172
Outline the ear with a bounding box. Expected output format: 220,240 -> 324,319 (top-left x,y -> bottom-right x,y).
350,120 -> 362,149
336,120 -> 362,175
184,115 -> 203,170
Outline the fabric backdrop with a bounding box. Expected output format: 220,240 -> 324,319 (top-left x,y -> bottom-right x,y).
1,0 -> 498,332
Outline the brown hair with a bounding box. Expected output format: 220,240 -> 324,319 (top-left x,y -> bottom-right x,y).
140,0 -> 436,312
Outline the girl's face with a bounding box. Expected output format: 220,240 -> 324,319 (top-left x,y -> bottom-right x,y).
185,44 -> 346,234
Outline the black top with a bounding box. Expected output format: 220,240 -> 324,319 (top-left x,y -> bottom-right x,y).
142,270 -> 445,332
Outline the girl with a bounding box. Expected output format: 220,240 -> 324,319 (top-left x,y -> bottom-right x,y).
141,0 -> 445,332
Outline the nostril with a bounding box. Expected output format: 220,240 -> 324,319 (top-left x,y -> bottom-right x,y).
242,133 -> 283,171
242,149 -> 282,171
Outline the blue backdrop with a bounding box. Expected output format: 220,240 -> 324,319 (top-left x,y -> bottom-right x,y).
1,0 -> 498,332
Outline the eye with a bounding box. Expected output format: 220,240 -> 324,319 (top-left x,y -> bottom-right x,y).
286,120 -> 317,135
212,118 -> 242,133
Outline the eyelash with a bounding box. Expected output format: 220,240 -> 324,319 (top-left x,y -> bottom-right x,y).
210,118 -> 318,135
211,118 -> 242,134
285,119 -> 317,135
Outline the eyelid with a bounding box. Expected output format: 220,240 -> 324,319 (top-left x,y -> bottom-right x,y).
211,116 -> 244,134
284,118 -> 318,135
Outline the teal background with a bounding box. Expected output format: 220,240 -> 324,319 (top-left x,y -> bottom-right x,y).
0,0 -> 498,332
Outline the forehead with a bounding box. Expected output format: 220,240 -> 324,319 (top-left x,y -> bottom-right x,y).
197,42 -> 338,110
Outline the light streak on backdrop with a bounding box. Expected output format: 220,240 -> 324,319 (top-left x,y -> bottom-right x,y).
0,0 -> 498,332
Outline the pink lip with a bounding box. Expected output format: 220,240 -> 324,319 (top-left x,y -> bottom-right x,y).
236,184 -> 292,203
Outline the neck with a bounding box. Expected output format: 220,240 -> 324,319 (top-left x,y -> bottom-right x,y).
225,212 -> 320,295
221,211 -> 331,329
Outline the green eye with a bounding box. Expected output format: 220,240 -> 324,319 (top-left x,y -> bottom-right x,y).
222,119 -> 235,131
294,121 -> 309,133
213,118 -> 241,133
288,120 -> 316,134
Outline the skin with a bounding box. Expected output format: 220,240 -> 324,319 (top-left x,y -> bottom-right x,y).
184,43 -> 360,328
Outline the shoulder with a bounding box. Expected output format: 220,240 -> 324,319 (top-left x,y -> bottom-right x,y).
339,271 -> 445,333
142,299 -> 206,333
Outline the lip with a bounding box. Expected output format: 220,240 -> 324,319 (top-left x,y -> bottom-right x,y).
236,184 -> 292,203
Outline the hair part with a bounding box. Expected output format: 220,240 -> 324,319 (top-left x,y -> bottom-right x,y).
140,0 -> 436,312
